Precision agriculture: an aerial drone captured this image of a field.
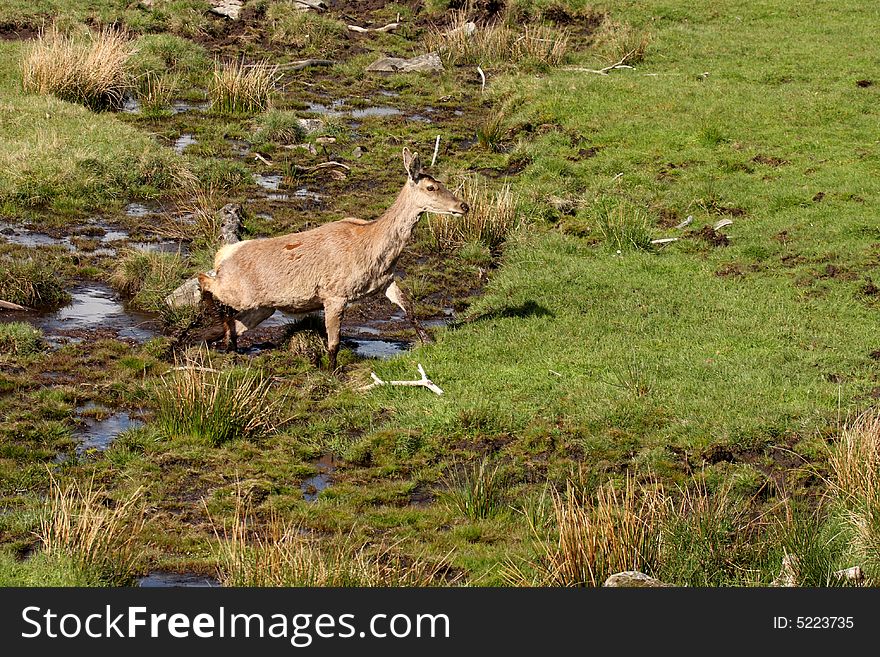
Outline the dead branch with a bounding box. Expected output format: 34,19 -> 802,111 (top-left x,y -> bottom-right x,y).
247,59 -> 334,72
348,22 -> 400,34
360,363 -> 444,396
166,366 -> 222,374
301,161 -> 351,173
477,66 -> 486,93
564,50 -> 638,75
431,135 -> 441,167
253,152 -> 272,166
0,300 -> 28,311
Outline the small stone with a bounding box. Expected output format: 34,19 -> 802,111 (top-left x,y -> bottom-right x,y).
603,571 -> 672,587
297,118 -> 324,134
209,0 -> 243,20
352,146 -> 364,159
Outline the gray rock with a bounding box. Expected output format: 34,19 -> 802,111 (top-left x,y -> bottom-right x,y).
293,0 -> 326,10
209,1 -> 242,20
297,118 -> 324,134
165,276 -> 205,309
165,204 -> 243,309
219,203 -> 243,245
603,571 -> 672,587
367,52 -> 444,74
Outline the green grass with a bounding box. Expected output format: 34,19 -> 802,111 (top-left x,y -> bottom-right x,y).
0,40 -> 184,213
0,257 -> 70,307
373,0 -> 879,457
154,359 -> 281,446
0,322 -> 43,355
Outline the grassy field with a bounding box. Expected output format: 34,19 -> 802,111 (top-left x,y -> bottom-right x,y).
0,0 -> 878,587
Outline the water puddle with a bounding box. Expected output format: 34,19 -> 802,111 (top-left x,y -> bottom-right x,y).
255,174 -> 283,191
129,240 -> 189,255
173,133 -> 197,155
343,338 -> 409,359
308,100 -> 401,119
122,98 -> 208,115
74,402 -> 143,456
265,188 -> 323,204
138,572 -> 221,588
302,454 -> 336,502
14,283 -> 162,343
124,203 -> 158,218
0,223 -> 74,250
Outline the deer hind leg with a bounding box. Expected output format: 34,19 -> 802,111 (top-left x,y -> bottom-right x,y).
323,297 -> 346,371
385,280 -> 431,343
222,313 -> 238,353
233,307 -> 275,336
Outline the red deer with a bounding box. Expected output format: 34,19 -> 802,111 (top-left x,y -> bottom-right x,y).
198,148 -> 469,369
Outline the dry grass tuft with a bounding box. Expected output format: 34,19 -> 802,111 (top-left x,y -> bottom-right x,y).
829,411 -> 880,576
38,474 -> 146,585
426,177 -> 522,252
135,72 -> 177,112
209,59 -> 281,115
21,27 -> 135,111
535,477 -> 667,586
213,496 -> 455,586
593,19 -> 651,65
425,11 -> 568,68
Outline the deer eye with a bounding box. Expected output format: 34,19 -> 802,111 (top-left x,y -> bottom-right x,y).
426,185 -> 436,191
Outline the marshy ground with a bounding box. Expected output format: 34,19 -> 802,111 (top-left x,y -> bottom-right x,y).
0,0 -> 878,587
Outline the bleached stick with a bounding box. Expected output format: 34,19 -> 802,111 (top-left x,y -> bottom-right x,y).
431,135 -> 441,167
360,363 -> 444,395
0,300 -> 27,311
564,50 -> 638,76
477,66 -> 486,93
348,22 -> 400,33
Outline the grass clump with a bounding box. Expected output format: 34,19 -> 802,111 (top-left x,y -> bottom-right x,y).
251,110 -> 307,146
133,72 -> 177,113
266,2 -> 348,56
510,476 -> 667,586
21,27 -> 134,111
209,59 -> 281,115
426,177 -> 521,252
0,258 -> 70,307
214,499 -> 452,587
425,11 -> 569,68
593,199 -> 653,252
440,457 -> 506,520
110,249 -> 188,321
829,411 -> 880,580
593,18 -> 651,66
38,475 -> 146,586
0,322 -> 43,355
130,32 -> 210,85
154,353 -> 280,446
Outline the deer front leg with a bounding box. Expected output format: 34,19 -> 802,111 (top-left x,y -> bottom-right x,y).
323,297 -> 346,371
385,280 -> 431,344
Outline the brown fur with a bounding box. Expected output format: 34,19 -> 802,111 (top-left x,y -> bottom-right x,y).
199,149 -> 468,369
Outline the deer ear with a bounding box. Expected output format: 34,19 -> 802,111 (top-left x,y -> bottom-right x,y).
403,147 -> 422,180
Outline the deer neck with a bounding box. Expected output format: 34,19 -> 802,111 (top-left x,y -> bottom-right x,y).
370,185 -> 423,268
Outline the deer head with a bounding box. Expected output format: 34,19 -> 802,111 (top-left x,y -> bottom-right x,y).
402,148 -> 469,216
